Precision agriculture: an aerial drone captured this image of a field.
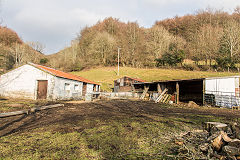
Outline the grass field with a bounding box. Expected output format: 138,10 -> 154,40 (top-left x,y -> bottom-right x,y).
1,100 -> 240,159
72,67 -> 237,91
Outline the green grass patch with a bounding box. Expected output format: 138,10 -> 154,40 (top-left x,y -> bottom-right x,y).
72,67 -> 236,91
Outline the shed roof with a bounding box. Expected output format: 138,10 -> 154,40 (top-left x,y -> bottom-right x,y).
30,63 -> 99,85
133,76 -> 240,85
115,76 -> 145,82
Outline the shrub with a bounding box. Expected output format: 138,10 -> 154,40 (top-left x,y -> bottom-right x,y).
182,64 -> 199,71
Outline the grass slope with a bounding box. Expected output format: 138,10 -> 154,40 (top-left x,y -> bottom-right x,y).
72,67 -> 237,91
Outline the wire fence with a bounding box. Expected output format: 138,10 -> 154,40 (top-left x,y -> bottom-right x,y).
204,90 -> 240,108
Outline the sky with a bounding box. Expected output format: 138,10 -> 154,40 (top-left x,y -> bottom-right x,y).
1,0 -> 240,54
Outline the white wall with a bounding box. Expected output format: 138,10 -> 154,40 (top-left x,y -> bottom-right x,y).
53,77 -> 83,100
205,77 -> 239,96
0,64 -> 55,99
86,83 -> 94,93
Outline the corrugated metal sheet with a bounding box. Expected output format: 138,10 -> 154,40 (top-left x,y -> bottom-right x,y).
205,77 -> 237,95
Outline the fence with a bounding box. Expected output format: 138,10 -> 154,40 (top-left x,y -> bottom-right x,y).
204,90 -> 240,108
100,92 -> 141,99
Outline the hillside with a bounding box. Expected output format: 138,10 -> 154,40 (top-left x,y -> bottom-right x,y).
45,7 -> 240,72
0,26 -> 45,73
71,67 -> 237,91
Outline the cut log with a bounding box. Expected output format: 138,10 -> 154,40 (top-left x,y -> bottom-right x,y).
0,110 -> 29,118
212,134 -> 223,151
204,122 -> 228,132
221,131 -> 232,143
0,104 -> 64,118
33,104 -> 64,111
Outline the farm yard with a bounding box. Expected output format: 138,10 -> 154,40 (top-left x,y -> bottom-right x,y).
2,1 -> 240,159
1,99 -> 240,159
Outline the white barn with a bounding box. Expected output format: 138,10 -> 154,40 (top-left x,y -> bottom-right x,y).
0,63 -> 100,100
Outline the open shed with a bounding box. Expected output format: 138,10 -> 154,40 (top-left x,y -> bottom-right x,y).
133,76 -> 240,107
114,76 -> 145,92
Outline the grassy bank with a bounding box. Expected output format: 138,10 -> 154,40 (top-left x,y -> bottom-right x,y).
72,67 -> 237,91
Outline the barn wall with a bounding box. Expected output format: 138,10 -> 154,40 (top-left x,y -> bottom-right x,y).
53,77 -> 83,100
0,64 -> 55,99
86,84 -> 94,93
205,77 -> 239,95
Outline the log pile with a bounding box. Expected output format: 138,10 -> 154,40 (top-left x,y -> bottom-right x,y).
201,122 -> 240,159
171,122 -> 240,159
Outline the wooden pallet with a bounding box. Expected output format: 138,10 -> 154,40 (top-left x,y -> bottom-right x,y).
140,87 -> 149,100
155,88 -> 168,103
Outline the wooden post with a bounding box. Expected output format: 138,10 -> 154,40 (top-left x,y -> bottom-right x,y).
203,80 -> 205,105
157,83 -> 162,93
176,82 -> 179,104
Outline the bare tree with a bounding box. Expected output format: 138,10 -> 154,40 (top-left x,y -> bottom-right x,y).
145,26 -> 174,60
222,19 -> 240,58
193,25 -> 223,65
27,41 -> 45,53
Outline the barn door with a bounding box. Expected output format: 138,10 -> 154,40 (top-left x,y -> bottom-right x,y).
37,80 -> 48,99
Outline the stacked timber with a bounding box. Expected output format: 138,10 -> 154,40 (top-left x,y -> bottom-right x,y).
172,122 -> 240,159
200,122 -> 240,159
155,88 -> 172,104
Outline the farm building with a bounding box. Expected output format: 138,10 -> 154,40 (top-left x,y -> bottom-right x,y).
0,63 -> 100,100
133,76 -> 240,108
114,76 -> 145,92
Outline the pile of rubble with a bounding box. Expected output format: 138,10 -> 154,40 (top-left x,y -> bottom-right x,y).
171,122 -> 240,159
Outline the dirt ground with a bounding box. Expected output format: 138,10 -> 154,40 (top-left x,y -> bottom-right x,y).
1,99 -> 240,137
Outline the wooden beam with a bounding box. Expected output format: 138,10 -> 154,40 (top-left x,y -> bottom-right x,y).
157,83 -> 162,93
176,82 -> 179,104
203,80 -> 205,105
140,85 -> 149,99
155,88 -> 168,103
0,104 -> 64,118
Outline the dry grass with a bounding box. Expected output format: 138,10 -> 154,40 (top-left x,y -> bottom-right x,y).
72,67 -> 237,91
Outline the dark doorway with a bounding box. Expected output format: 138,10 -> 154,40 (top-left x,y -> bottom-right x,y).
37,80 -> 48,99
82,83 -> 87,96
179,80 -> 203,104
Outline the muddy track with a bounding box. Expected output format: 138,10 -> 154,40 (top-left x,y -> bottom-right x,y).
0,99 -> 240,137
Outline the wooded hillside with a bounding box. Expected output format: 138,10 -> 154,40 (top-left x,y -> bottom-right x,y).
47,7 -> 240,72
0,26 -> 45,73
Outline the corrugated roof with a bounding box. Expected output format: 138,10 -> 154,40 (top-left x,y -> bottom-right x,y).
30,63 -> 99,85
133,76 -> 240,85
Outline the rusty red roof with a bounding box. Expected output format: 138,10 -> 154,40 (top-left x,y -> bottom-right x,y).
30,63 -> 99,85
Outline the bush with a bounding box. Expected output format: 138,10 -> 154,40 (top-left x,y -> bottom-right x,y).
215,56 -> 237,70
198,65 -> 211,71
155,43 -> 185,67
182,64 -> 199,71
40,58 -> 48,64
